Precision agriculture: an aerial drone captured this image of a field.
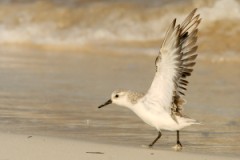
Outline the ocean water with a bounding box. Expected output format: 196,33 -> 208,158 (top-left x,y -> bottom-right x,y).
0,0 -> 239,59
0,0 -> 239,157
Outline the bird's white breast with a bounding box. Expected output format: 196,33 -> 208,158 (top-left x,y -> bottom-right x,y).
131,100 -> 188,131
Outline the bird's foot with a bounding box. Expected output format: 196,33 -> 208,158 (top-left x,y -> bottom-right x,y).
148,144 -> 153,148
141,144 -> 153,149
173,141 -> 182,151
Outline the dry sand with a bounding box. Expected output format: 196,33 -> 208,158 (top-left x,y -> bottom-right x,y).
0,132 -> 238,160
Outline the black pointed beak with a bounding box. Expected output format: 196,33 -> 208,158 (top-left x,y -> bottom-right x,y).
98,99 -> 112,108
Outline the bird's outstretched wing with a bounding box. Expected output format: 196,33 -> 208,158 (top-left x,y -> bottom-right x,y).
144,9 -> 201,116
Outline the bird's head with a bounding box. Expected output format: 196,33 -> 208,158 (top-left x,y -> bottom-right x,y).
98,90 -> 132,109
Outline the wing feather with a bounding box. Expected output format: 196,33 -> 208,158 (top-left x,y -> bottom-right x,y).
144,9 -> 201,115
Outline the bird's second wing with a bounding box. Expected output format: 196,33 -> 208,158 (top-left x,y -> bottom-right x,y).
144,9 -> 201,114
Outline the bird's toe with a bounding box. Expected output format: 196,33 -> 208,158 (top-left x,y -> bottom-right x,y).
141,144 -> 153,149
173,143 -> 182,151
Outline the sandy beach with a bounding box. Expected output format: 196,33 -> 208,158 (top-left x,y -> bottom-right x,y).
0,132 -> 238,160
0,0 -> 239,159
0,48 -> 239,157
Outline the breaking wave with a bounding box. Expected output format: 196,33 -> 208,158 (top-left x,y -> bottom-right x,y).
0,0 -> 239,60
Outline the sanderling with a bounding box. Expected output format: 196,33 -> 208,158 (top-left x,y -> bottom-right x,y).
98,8 -> 201,151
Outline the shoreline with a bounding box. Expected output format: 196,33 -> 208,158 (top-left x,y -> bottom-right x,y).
0,132 -> 238,160
0,45 -> 239,64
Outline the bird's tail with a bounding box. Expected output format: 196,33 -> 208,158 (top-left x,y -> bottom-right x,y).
185,117 -> 202,125
177,116 -> 202,129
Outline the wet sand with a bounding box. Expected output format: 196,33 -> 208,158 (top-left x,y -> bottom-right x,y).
0,132 -> 238,160
0,48 -> 239,157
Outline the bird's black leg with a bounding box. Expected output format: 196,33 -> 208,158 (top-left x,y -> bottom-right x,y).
148,131 -> 162,147
176,130 -> 182,147
173,130 -> 182,151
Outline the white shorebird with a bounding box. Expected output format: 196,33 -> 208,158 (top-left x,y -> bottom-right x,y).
98,8 -> 201,150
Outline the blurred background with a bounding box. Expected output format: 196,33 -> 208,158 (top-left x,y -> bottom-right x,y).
0,0 -> 239,59
0,0 -> 239,157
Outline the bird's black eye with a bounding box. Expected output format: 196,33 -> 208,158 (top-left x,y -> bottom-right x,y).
115,94 -> 119,98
